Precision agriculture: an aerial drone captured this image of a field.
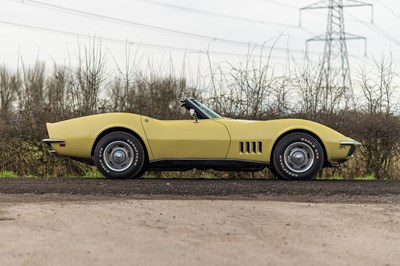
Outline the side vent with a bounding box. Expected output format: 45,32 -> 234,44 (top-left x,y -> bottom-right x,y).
240,142 -> 244,153
239,141 -> 262,155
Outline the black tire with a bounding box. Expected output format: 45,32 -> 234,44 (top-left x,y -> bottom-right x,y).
135,168 -> 147,178
271,132 -> 324,180
94,132 -> 145,179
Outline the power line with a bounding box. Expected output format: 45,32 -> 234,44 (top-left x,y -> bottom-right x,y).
345,10 -> 400,45
0,20 -> 306,60
299,0 -> 373,27
301,0 -> 370,93
133,0 -> 294,28
0,20 -> 223,54
134,0 -> 316,36
301,0 -> 395,46
254,0 -> 298,10
0,20 -> 191,52
17,0 -> 275,50
14,0 -> 321,54
375,0 -> 400,21
372,24 -> 400,45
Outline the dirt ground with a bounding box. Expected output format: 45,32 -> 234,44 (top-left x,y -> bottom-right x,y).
1,194 -> 400,266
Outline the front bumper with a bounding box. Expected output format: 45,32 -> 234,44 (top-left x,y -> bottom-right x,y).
340,140 -> 362,158
328,140 -> 362,167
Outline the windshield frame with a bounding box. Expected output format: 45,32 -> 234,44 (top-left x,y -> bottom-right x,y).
190,99 -> 221,119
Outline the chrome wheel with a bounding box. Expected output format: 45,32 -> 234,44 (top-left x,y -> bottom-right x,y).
272,133 -> 323,180
283,142 -> 315,173
103,141 -> 134,172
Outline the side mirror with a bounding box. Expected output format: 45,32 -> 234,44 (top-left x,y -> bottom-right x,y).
189,109 -> 199,123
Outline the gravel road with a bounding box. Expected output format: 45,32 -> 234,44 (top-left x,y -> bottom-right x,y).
1,178 -> 400,203
1,178 -> 400,266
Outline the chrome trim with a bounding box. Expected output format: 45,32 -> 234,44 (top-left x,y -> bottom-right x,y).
283,142 -> 315,174
103,140 -> 135,172
340,140 -> 362,146
42,139 -> 64,156
42,139 -> 65,143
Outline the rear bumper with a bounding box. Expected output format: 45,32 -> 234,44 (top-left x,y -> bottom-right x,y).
43,139 -> 65,144
42,139 -> 65,154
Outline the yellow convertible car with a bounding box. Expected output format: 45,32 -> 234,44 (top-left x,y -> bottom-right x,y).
43,98 -> 361,180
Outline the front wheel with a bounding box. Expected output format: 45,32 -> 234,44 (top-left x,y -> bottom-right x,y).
94,132 -> 145,179
271,133 -> 324,180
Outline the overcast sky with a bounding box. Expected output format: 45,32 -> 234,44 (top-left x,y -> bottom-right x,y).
0,0 -> 399,73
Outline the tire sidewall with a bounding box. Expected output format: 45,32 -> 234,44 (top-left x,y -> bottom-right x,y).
94,132 -> 145,179
272,133 -> 324,180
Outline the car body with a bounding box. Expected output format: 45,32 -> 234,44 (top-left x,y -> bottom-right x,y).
43,98 -> 361,180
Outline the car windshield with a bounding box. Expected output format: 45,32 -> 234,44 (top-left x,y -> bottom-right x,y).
191,99 -> 221,119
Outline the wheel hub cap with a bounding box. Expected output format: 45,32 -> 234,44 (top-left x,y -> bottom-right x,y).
112,149 -> 127,163
291,151 -> 306,164
103,141 -> 135,172
283,142 -> 315,174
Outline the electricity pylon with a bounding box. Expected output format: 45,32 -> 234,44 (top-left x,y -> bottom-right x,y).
300,0 -> 373,111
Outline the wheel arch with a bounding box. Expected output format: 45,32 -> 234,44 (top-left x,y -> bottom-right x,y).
91,127 -> 150,164
270,129 -> 329,167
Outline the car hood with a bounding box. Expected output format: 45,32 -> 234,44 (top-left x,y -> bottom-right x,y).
215,117 -> 350,143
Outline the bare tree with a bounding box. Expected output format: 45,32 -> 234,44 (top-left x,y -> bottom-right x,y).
207,44 -> 283,119
109,42 -> 143,112
357,55 -> 397,114
18,60 -> 45,113
66,38 -> 107,116
0,65 -> 20,113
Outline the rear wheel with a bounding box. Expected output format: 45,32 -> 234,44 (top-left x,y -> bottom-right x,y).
94,132 -> 145,179
271,132 -> 324,180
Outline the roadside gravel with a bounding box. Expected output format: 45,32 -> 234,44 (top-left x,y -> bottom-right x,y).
1,178 -> 400,266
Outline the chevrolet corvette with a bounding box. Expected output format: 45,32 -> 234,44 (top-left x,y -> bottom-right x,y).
43,98 -> 361,180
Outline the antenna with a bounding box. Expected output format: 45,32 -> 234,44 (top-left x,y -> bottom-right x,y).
300,0 -> 373,111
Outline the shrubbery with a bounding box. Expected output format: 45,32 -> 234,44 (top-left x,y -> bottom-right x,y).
0,43 -> 399,179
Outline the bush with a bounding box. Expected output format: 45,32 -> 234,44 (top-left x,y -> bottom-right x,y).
0,43 -> 399,179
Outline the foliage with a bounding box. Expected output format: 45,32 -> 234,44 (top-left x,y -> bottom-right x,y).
82,167 -> 104,179
0,41 -> 399,179
0,171 -> 17,178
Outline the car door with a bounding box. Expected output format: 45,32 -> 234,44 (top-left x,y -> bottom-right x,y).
141,117 -> 230,160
